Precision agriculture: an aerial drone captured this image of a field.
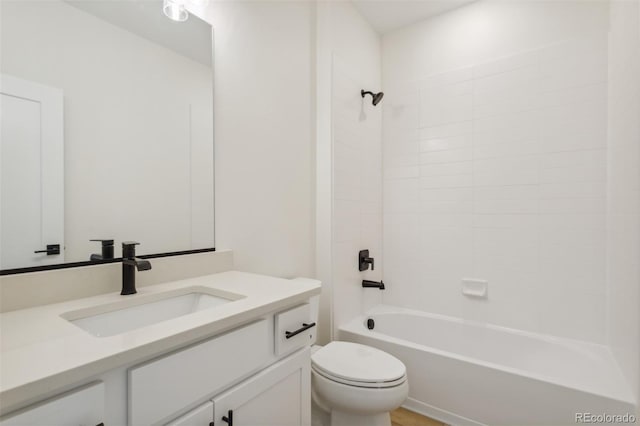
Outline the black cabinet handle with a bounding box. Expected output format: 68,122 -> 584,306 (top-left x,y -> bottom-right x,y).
96,423 -> 104,426
34,244 -> 60,255
222,409 -> 233,426
285,322 -> 316,339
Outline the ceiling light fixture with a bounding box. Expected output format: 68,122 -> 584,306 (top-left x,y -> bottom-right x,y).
163,0 -> 189,22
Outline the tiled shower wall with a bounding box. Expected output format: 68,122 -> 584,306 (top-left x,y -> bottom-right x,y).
382,33 -> 609,343
332,54 -> 383,331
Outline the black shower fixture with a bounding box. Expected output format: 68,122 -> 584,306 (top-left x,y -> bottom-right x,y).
361,89 -> 384,106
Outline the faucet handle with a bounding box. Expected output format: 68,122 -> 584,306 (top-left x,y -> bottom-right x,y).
90,239 -> 114,261
122,241 -> 140,258
358,249 -> 375,271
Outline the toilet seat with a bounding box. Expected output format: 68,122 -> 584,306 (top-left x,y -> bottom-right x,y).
311,341 -> 407,389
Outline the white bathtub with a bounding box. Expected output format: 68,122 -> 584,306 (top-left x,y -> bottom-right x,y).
339,305 -> 636,426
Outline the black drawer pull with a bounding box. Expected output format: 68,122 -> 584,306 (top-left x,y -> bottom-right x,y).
222,409 -> 233,425
285,322 -> 316,339
34,244 -> 60,255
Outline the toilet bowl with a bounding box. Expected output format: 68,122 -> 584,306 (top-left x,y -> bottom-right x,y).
311,341 -> 409,426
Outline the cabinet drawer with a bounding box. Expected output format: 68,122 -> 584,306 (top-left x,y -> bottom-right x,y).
275,304 -> 314,356
129,320 -> 270,426
0,382 -> 104,426
165,402 -> 212,426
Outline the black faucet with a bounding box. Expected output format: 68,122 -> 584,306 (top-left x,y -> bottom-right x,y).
362,280 -> 385,290
121,241 -> 152,295
90,239 -> 114,261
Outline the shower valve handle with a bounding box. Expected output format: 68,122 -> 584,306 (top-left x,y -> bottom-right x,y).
359,249 -> 375,271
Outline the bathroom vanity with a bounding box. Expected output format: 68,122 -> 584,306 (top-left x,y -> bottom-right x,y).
0,271 -> 321,426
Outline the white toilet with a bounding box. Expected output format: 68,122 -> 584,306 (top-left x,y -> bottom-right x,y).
311,341 -> 409,426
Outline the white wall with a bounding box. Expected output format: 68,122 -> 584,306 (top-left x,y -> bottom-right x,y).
607,0 -> 640,402
197,2 -> 315,279
1,0 -> 214,261
316,1 -> 382,339
381,0 -> 611,342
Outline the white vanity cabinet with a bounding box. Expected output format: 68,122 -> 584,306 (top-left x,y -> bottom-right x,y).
0,299 -> 317,426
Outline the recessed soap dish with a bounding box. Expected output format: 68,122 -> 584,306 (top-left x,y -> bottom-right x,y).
462,278 -> 488,298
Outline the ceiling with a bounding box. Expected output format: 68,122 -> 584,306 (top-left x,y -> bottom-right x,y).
352,0 -> 477,34
66,0 -> 212,66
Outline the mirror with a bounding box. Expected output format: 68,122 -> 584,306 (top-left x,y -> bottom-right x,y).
0,0 -> 214,271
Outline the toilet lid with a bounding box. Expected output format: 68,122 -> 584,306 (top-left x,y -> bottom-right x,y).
312,341 -> 406,386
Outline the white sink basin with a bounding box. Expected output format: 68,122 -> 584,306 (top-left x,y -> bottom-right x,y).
63,287 -> 242,337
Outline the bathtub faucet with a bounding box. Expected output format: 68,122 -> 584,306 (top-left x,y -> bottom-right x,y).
362,280 -> 385,290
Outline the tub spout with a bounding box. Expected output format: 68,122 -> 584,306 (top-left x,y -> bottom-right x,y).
362,280 -> 385,290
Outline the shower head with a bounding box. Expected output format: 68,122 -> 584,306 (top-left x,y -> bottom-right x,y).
361,89 -> 384,106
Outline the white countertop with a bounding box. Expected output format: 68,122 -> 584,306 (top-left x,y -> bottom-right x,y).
0,271 -> 321,414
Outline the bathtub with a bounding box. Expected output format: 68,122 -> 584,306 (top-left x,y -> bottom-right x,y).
339,305 -> 636,426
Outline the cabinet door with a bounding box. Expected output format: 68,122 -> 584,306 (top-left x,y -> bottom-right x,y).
166,402 -> 213,426
213,347 -> 310,426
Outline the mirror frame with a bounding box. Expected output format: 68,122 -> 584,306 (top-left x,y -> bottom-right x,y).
0,247 -> 217,276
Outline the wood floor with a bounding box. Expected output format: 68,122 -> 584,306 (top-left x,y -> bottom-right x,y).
391,407 -> 446,426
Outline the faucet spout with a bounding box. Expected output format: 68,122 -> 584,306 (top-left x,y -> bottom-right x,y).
362,280 -> 385,290
123,257 -> 152,271
135,258 -> 152,271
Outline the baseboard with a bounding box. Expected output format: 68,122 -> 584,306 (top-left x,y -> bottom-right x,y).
402,397 -> 486,426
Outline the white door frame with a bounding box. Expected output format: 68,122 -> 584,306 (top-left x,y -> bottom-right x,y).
1,74 -> 64,268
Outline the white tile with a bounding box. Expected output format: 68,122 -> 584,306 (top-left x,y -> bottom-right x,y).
420,161 -> 472,176
473,214 -> 539,229
538,213 -> 605,230
534,83 -> 606,109
474,184 -> 540,201
538,197 -> 605,214
422,187 -> 473,202
538,181 -> 606,199
422,198 -> 473,214
539,52 -> 607,91
474,198 -> 539,215
473,49 -> 539,78
474,65 -> 542,95
541,149 -> 606,169
421,213 -> 473,229
419,133 -> 471,152
384,166 -> 420,179
384,153 -> 420,168
420,148 -> 472,164
419,174 -> 473,189
419,121 -> 472,139
474,169 -> 539,186
540,163 -> 606,184
474,139 -> 541,159
473,156 -> 539,175
420,83 -> 473,127
418,67 -> 473,90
